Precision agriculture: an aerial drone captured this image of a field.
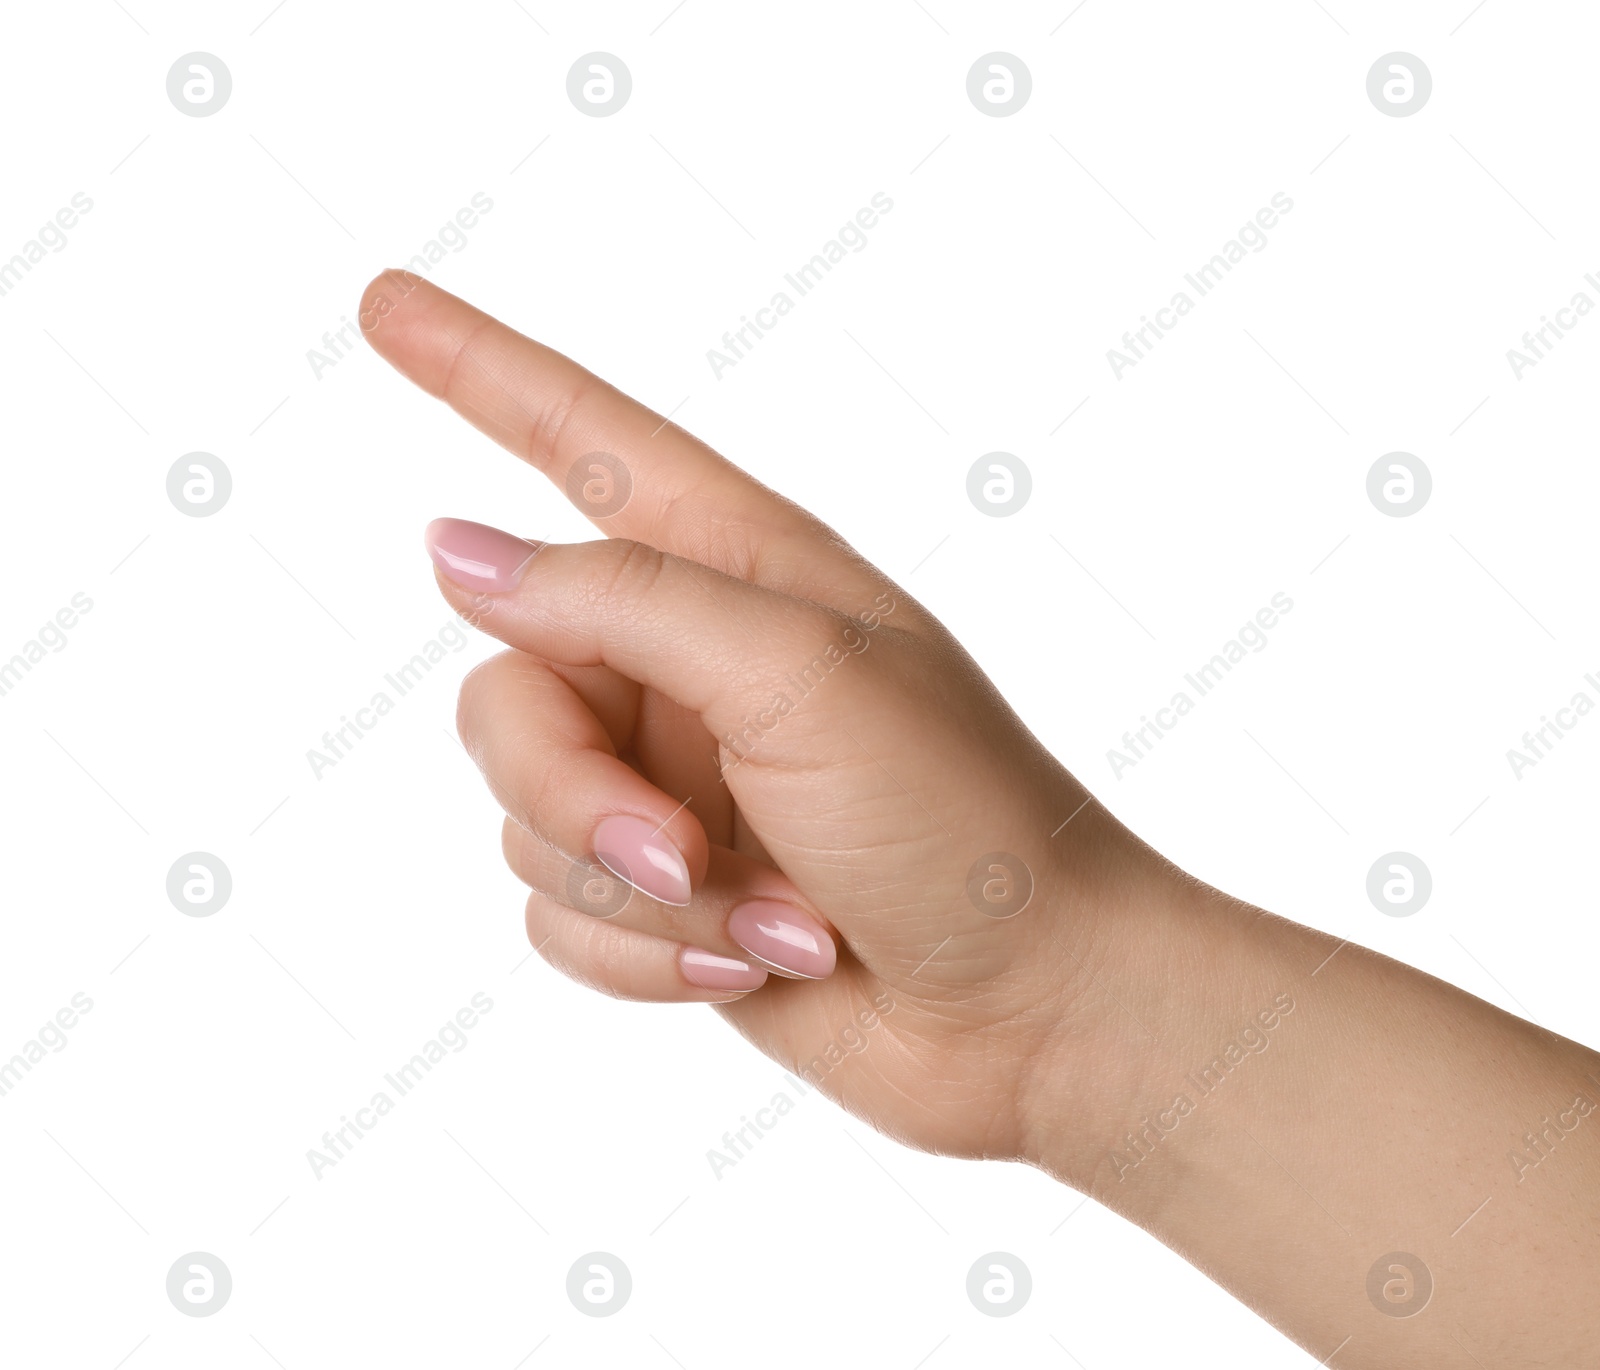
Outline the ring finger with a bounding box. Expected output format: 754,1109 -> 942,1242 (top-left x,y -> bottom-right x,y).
524,889 -> 770,1003
503,816 -> 836,981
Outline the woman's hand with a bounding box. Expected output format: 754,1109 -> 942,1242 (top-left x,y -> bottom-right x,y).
359,268 -> 1168,1169
362,271 -> 1600,1368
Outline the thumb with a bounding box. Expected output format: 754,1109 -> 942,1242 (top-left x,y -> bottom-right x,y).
424,517 -> 878,752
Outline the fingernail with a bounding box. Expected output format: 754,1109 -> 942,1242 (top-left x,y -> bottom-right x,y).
727,900 -> 837,980
680,947 -> 767,993
592,814 -> 692,907
425,517 -> 543,593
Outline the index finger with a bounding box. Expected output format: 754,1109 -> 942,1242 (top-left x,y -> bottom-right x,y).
359,270 -> 834,585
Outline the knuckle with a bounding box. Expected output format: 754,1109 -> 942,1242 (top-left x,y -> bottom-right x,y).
568,917 -> 635,999
538,374 -> 601,468
598,538 -> 670,606
519,757 -> 567,836
438,316 -> 496,406
794,603 -> 884,682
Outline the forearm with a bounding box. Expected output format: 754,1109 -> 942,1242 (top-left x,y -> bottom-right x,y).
1024,854 -> 1600,1366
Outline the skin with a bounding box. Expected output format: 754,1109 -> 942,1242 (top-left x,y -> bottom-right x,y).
361,270 -> 1600,1366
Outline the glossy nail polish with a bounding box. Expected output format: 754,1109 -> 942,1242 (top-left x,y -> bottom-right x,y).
592,814 -> 692,907
425,517 -> 542,593
727,900 -> 837,980
680,947 -> 767,993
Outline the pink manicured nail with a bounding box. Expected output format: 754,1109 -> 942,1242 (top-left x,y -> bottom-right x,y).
727,900 -> 837,980
680,947 -> 767,993
425,517 -> 543,593
592,814 -> 692,907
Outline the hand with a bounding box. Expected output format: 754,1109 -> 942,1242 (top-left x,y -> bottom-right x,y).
359,268 -> 1166,1167
363,272 -> 1600,1367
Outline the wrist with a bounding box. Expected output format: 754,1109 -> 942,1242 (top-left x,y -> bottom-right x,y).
1012,826 -> 1264,1196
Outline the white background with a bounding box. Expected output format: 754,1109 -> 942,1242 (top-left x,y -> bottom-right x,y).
1,1 -> 1596,1365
